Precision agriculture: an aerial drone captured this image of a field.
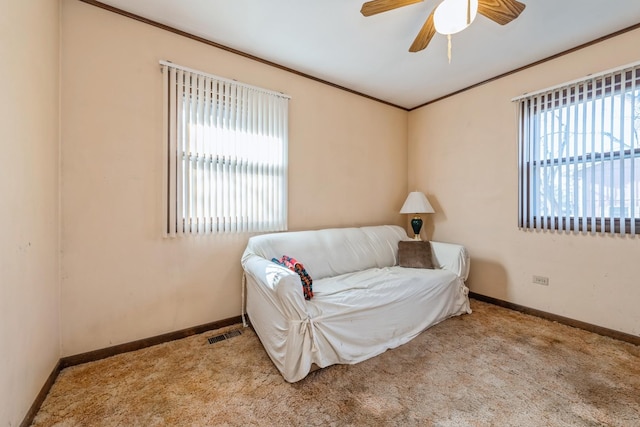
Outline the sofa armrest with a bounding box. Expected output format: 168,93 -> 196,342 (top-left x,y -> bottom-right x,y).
430,241 -> 470,281
242,254 -> 308,318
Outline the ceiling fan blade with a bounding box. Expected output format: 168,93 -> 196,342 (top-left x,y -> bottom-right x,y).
477,0 -> 526,25
361,0 -> 423,17
409,11 -> 436,52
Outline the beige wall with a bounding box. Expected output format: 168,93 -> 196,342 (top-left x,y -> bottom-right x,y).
60,0 -> 407,356
409,28 -> 640,336
0,1 -> 61,425
3,1 -> 636,423
1,3 -> 638,423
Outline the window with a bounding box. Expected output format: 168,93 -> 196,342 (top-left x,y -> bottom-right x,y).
516,62 -> 640,235
161,62 -> 289,236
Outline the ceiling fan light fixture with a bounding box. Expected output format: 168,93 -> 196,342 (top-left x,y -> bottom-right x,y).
433,0 -> 479,35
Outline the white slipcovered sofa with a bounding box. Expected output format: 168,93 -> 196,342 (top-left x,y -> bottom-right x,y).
241,225 -> 471,382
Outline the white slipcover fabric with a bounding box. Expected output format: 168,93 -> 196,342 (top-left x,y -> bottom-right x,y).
241,225 -> 471,382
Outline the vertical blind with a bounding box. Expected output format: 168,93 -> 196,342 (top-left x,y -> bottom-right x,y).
515,61 -> 640,236
161,61 -> 290,236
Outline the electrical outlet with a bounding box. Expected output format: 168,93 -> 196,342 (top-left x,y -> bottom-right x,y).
533,275 -> 549,286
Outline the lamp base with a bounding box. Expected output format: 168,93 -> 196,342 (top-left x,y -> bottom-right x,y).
410,216 -> 423,241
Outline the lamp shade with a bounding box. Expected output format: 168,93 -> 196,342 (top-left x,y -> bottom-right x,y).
400,192 -> 435,214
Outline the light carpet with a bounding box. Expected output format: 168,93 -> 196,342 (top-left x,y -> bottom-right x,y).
32,300 -> 640,426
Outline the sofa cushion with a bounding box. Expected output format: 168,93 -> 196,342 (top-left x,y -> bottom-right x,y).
398,241 -> 435,269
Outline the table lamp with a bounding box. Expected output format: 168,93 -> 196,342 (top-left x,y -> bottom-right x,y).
400,191 -> 435,240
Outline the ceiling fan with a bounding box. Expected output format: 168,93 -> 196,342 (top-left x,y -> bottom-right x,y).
361,0 -> 526,53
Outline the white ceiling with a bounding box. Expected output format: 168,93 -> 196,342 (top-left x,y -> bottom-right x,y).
95,0 -> 640,109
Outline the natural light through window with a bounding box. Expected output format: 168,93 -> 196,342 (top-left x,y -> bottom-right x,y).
162,61 -> 289,236
516,62 -> 640,235
183,126 -> 286,232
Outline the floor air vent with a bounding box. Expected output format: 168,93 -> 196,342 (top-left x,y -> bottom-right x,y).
207,329 -> 242,345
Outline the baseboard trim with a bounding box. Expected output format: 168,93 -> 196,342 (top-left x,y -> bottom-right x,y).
469,292 -> 640,346
60,315 -> 243,368
20,315 -> 242,427
19,359 -> 62,427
